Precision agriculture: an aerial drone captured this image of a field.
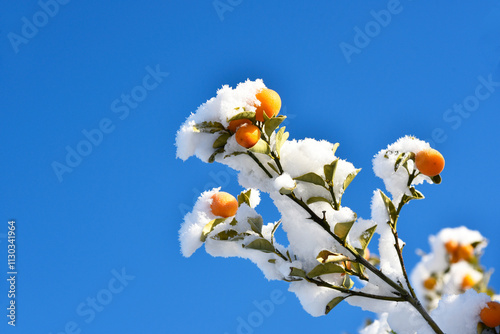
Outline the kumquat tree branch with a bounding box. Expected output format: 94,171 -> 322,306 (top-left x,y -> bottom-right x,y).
176,80 -> 500,334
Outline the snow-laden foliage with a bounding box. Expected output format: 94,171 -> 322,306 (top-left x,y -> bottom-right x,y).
176,79 -> 497,334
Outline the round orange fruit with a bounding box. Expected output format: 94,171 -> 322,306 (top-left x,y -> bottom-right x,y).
210,192 -> 238,218
235,124 -> 260,148
254,88 -> 281,122
444,240 -> 458,254
456,244 -> 474,262
461,274 -> 475,290
423,277 -> 437,290
415,148 -> 445,177
480,301 -> 500,328
228,119 -> 252,133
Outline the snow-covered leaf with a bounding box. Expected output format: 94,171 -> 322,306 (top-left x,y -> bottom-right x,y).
248,139 -> 270,155
334,221 -> 355,242
212,132 -> 230,148
293,172 -> 326,187
244,238 -> 275,253
343,168 -> 361,191
324,158 -> 339,184
308,263 -> 345,277
200,218 -> 227,242
228,111 -> 256,122
316,250 -> 349,264
263,115 -> 286,138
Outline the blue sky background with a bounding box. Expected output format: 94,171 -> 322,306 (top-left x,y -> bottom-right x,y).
1,1 -> 500,333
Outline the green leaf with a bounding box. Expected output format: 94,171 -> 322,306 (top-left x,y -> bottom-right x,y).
268,259 -> 276,264
237,189 -> 252,206
379,190 -> 397,225
316,250 -> 349,264
477,322 -> 486,334
264,115 -> 286,138
244,238 -> 275,253
342,275 -> 354,289
267,162 -> 279,174
359,225 -> 377,250
325,296 -> 346,315
409,187 -> 425,199
208,148 -> 224,163
334,221 -> 355,241
275,127 -> 289,158
270,220 -> 281,244
229,218 -> 238,226
308,263 -> 345,277
200,218 -> 227,242
306,196 -> 331,205
430,174 -> 442,184
394,152 -> 414,172
324,159 -> 339,184
212,229 -> 239,240
289,267 -> 307,278
332,143 -> 340,156
193,121 -> 225,133
279,187 -> 295,195
350,259 -> 365,276
212,132 -> 231,148
229,111 -> 256,122
293,172 -> 326,187
343,168 -> 361,191
248,139 -> 271,155
247,216 -> 263,234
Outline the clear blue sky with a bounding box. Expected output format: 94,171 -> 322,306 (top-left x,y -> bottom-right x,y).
1,1 -> 500,333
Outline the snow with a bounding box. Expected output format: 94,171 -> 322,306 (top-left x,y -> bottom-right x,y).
430,290 -> 490,334
372,136 -> 431,200
176,79 -> 495,333
410,226 -> 488,310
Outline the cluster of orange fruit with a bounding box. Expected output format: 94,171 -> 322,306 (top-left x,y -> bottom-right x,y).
229,88 -> 281,149
423,240 -> 477,292
444,240 -> 474,264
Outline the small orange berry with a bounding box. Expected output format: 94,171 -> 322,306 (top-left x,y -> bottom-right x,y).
210,192 -> 238,218
235,124 -> 261,148
444,240 -> 458,254
415,148 -> 445,177
456,244 -> 474,262
461,273 -> 476,290
423,277 -> 437,290
480,301 -> 500,328
254,88 -> 281,122
228,119 -> 252,133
